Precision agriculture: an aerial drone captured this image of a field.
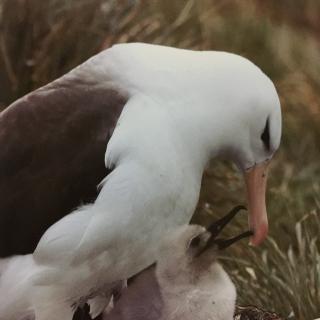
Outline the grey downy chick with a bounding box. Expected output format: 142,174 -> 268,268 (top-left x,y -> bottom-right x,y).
103,206 -> 252,320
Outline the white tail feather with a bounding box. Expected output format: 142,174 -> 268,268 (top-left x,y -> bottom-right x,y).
0,255 -> 35,320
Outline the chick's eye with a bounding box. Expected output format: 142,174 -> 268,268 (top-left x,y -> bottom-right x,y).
261,118 -> 270,151
189,235 -> 201,248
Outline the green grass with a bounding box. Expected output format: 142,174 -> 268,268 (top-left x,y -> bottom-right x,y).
0,0 -> 319,318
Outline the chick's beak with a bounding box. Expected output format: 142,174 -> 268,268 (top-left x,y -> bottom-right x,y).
245,162 -> 269,246
207,205 -> 246,237
197,206 -> 252,256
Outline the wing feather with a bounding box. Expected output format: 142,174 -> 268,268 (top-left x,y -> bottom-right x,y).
0,63 -> 127,256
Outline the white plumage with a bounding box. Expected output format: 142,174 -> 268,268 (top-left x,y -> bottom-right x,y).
0,255 -> 35,320
0,43 -> 281,320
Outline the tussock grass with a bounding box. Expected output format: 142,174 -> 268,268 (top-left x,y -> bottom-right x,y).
227,209 -> 320,319
0,0 -> 319,318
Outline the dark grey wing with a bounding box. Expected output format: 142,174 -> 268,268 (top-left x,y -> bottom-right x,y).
0,75 -> 127,257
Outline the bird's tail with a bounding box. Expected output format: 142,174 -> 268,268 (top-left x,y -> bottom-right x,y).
0,254 -> 35,320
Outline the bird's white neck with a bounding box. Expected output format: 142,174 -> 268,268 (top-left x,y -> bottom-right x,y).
93,95 -> 211,272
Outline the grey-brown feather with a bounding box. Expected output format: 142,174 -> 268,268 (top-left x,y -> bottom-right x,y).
0,77 -> 127,256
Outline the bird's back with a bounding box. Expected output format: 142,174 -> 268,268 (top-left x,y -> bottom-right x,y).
0,70 -> 127,256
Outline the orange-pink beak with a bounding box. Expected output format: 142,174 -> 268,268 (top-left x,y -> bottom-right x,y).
244,162 -> 269,246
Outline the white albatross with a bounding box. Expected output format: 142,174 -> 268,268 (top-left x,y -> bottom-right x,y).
0,43 -> 281,320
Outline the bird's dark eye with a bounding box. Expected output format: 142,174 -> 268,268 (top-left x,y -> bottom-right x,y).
189,235 -> 201,248
261,118 -> 270,151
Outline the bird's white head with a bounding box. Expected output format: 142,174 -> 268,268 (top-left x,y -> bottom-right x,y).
181,50 -> 282,246
107,44 -> 282,246
212,56 -> 282,246
157,206 -> 252,276
156,224 -> 236,320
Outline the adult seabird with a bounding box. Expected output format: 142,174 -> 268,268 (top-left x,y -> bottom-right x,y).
0,43 -> 281,320
103,206 -> 252,320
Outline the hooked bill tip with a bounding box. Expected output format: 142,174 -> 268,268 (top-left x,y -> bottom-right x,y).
249,222 -> 268,246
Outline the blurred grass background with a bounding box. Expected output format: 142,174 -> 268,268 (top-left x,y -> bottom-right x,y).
0,0 -> 319,318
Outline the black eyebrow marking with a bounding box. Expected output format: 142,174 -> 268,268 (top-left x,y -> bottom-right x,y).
261,118 -> 270,151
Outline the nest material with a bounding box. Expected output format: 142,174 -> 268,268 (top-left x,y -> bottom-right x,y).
235,306 -> 284,320
74,305 -> 285,320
